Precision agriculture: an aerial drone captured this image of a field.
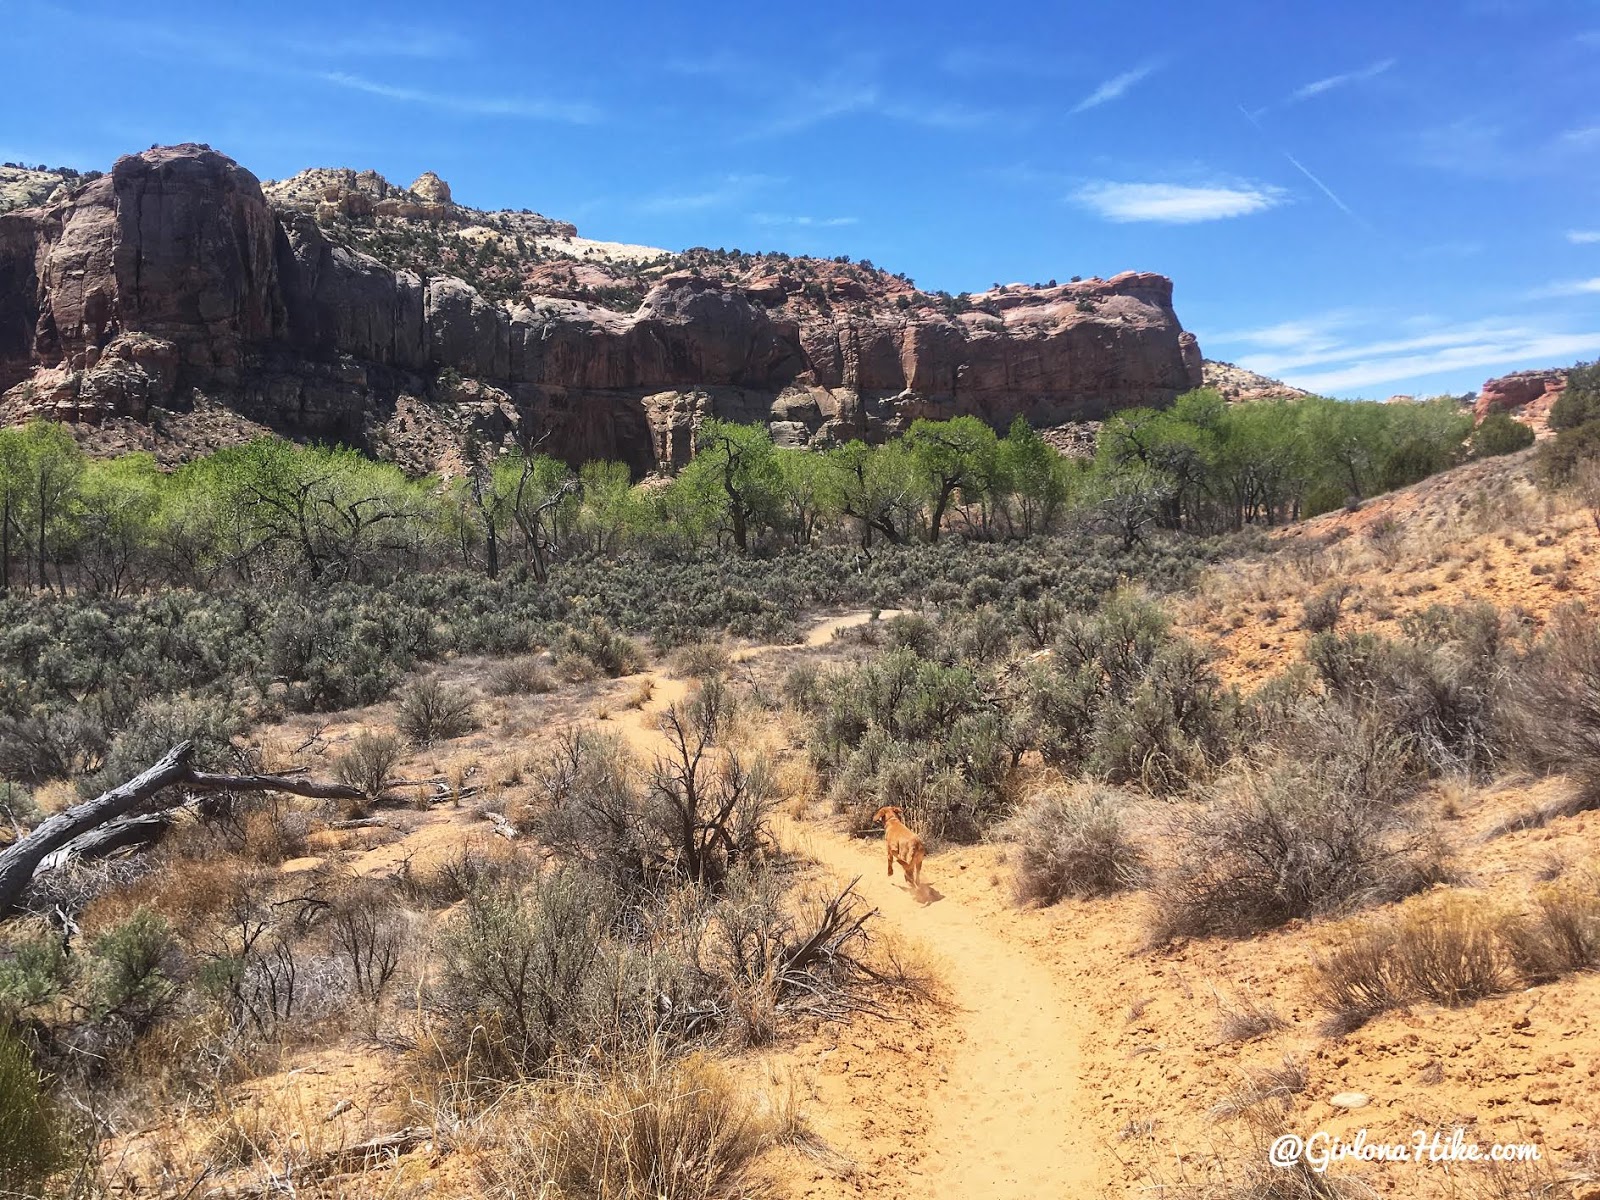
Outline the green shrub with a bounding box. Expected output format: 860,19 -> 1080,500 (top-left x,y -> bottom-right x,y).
1150,738 -> 1446,941
88,908 -> 177,1025
484,657 -> 555,697
434,871 -> 615,1079
0,1023 -> 67,1196
1024,593 -> 1236,794
1505,606 -> 1600,806
84,693 -> 243,797
1306,602 -> 1508,779
0,928 -> 74,1024
671,640 -> 729,679
1471,411 -> 1535,458
555,616 -> 646,679
1299,583 -> 1351,633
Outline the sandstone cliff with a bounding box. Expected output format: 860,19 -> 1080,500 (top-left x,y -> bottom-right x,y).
1475,369 -> 1566,439
0,144 -> 1204,473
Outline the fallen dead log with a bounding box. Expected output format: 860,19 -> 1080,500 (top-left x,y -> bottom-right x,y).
0,742 -> 365,921
200,1126 -> 433,1199
483,811 -> 519,840
328,816 -> 388,831
35,812 -> 176,873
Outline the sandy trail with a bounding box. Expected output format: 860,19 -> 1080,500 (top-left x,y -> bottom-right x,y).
776,813 -> 1105,1196
613,616 -> 1108,1199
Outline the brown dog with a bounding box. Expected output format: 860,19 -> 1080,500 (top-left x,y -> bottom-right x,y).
873,805 -> 925,888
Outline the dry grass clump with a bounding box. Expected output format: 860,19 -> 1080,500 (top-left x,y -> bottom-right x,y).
484,656 -> 556,697
1495,872 -> 1600,983
1207,1055 -> 1308,1119
1148,734 -> 1448,941
332,731 -> 403,809
1312,890 -> 1523,1033
1000,784 -> 1146,905
489,1051 -> 774,1200
392,841 -> 526,909
1212,991 -> 1288,1046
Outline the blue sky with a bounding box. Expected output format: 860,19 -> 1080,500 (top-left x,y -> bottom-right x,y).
3,0 -> 1599,399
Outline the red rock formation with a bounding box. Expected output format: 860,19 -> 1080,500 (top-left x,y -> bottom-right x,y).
1,145 -> 1204,472
1475,369 -> 1567,439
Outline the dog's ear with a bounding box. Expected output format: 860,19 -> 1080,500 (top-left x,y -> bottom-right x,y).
885,806 -> 903,821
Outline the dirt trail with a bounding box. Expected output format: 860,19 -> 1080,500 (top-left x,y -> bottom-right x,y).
613,615 -> 1109,1199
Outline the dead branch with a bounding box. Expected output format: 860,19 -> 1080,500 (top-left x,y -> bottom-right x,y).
0,742 -> 365,921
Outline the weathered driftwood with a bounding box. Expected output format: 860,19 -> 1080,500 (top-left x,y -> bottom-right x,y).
0,742 -> 365,920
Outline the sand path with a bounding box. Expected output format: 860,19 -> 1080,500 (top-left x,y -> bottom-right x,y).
613,612 -> 1108,1198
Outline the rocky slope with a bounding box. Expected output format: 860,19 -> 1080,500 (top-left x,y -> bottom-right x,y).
1200,358 -> 1310,402
0,144 -> 1203,473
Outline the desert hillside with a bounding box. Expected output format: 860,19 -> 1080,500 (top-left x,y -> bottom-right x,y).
3,404 -> 1600,1198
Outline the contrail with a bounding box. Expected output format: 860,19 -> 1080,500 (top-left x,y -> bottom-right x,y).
1235,103 -> 1370,230
1282,151 -> 1369,228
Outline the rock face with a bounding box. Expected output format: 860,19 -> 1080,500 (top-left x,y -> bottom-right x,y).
1475,369 -> 1566,439
1,144 -> 1204,473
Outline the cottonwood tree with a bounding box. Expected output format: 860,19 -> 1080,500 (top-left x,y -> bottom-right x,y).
831,439 -> 921,547
904,415 -> 1000,542
676,419 -> 783,552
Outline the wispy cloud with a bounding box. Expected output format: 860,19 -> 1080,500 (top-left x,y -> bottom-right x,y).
1073,180 -> 1286,224
1285,58 -> 1396,104
37,8 -> 595,125
637,174 -> 785,214
750,213 -> 859,228
314,71 -> 599,122
1070,61 -> 1161,114
1413,114 -> 1600,176
280,25 -> 474,59
666,54 -> 1016,141
1559,124 -> 1600,147
1536,277 -> 1600,297
736,84 -> 1010,140
1569,230 -> 1600,244
1208,313 -> 1361,355
1211,315 -> 1600,394
1290,330 -> 1600,393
